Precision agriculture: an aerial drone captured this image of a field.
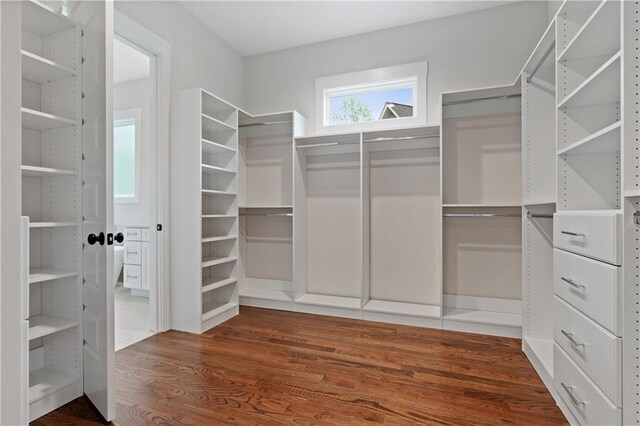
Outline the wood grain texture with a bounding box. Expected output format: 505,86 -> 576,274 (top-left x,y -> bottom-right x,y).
33,307 -> 566,425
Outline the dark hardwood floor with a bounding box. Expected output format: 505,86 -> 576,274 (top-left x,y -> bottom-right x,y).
33,307 -> 566,425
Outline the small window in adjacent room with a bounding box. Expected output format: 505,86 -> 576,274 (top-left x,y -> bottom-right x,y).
316,61 -> 428,133
114,108 -> 141,203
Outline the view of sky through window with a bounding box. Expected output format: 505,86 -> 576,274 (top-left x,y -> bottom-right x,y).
330,87 -> 413,125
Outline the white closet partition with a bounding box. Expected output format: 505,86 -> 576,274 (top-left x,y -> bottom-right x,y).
441,85 -> 523,338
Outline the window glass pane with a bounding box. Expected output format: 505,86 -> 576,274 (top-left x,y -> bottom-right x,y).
114,122 -> 136,198
330,86 -> 413,125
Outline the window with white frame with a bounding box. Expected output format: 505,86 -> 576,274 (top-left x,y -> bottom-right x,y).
114,108 -> 141,203
316,61 -> 428,133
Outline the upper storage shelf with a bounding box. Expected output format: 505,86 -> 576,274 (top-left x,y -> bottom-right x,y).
557,0 -> 620,63
22,0 -> 75,36
21,108 -> 78,131
557,52 -> 620,109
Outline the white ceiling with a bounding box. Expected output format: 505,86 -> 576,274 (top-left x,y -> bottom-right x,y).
114,38 -> 150,85
179,1 -> 520,56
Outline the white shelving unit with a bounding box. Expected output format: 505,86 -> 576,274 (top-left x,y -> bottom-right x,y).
441,84 -> 523,338
18,1 -> 84,421
170,88 -> 240,333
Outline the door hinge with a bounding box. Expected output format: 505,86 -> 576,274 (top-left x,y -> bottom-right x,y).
634,210 -> 640,225
157,224 -> 163,231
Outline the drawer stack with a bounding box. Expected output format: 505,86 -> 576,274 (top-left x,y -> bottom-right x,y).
123,226 -> 151,292
553,211 -> 622,424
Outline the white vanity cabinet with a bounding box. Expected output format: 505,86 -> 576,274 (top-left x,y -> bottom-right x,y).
123,226 -> 150,291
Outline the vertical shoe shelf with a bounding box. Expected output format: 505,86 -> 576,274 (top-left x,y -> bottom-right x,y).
19,0 -> 83,420
171,88 -> 240,333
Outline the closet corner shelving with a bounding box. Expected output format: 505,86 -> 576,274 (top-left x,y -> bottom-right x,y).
170,88 -> 240,333
17,0 -> 85,421
441,84 -> 523,338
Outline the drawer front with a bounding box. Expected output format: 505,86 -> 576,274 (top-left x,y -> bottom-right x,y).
554,344 -> 620,425
124,265 -> 141,289
124,241 -> 142,265
554,249 -> 622,335
554,296 -> 621,405
554,212 -> 622,265
124,227 -> 142,242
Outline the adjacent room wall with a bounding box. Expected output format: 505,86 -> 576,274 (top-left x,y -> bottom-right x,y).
115,1 -> 244,107
243,1 -> 548,132
114,77 -> 151,227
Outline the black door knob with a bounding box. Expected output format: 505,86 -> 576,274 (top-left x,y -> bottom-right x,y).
114,232 -> 124,243
87,232 -> 105,246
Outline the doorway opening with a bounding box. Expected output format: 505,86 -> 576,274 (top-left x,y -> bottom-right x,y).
113,36 -> 158,351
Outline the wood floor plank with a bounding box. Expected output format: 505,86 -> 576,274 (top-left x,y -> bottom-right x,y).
33,307 -> 566,425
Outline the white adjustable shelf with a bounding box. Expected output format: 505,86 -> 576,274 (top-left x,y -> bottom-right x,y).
202,277 -> 237,293
21,165 -> 77,177
202,113 -> 235,134
28,268 -> 78,284
28,314 -> 79,340
557,52 -> 621,109
202,301 -> 237,322
22,0 -> 76,36
363,300 -> 441,318
21,50 -> 76,84
201,189 -> 236,196
202,235 -> 237,243
29,367 -> 78,404
21,107 -> 78,131
557,122 -> 621,156
29,222 -> 79,228
239,287 -> 294,302
202,256 -> 237,268
295,293 -> 361,310
443,308 -> 522,328
557,0 -> 619,63
442,203 -> 522,208
240,205 -> 293,209
624,189 -> 640,198
201,164 -> 235,175
523,200 -> 556,207
202,138 -> 236,154
202,214 -> 236,219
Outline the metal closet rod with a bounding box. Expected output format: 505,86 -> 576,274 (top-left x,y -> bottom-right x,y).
526,41 -> 556,84
527,212 -> 554,219
442,93 -> 521,106
443,213 -> 521,218
240,212 -> 293,217
296,134 -> 439,149
239,120 -> 293,128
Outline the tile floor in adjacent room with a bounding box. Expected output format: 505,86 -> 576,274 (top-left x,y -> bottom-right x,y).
114,284 -> 154,351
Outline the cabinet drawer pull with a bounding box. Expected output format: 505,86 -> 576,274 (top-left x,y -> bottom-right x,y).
127,274 -> 138,279
561,277 -> 585,288
561,382 -> 585,406
561,330 -> 584,347
561,230 -> 585,237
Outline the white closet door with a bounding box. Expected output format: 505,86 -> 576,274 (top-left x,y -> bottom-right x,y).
74,0 -> 115,421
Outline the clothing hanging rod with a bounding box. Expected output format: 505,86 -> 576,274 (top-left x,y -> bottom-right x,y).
526,41 -> 555,84
442,93 -> 521,106
239,120 -> 293,128
443,213 -> 521,218
527,212 -> 554,219
296,135 -> 439,149
239,212 -> 293,217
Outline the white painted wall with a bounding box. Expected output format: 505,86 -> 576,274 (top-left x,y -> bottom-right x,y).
115,1 -> 244,107
243,2 -> 548,132
114,77 -> 151,227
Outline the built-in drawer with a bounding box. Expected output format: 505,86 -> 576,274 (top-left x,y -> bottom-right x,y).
124,227 -> 143,242
554,344 -> 620,425
554,211 -> 622,265
124,265 -> 141,289
124,241 -> 142,265
554,296 -> 621,406
554,249 -> 622,335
